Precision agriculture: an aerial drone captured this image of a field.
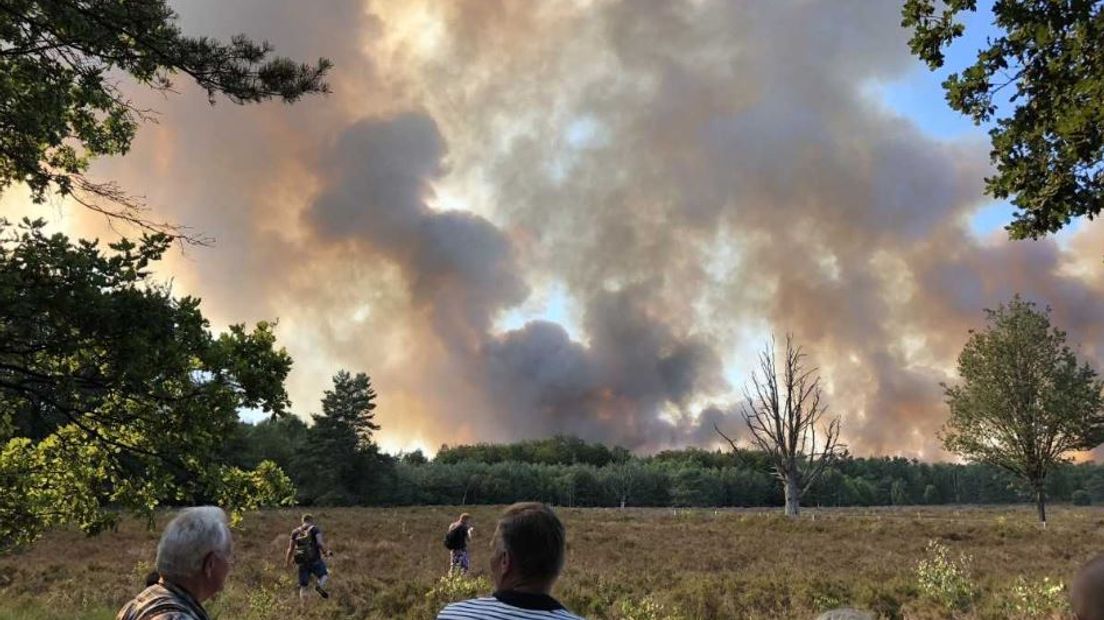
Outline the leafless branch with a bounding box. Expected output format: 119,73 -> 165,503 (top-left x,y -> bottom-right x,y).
68,175 -> 213,246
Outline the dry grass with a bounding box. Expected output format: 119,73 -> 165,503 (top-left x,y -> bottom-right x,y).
1,505 -> 1100,619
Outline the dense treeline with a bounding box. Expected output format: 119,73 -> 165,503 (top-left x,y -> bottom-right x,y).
435,437 -> 633,467
226,416 -> 1104,509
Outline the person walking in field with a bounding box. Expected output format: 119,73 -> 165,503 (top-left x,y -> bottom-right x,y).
285,513 -> 332,602
444,512 -> 474,574
437,502 -> 585,620
116,506 -> 233,620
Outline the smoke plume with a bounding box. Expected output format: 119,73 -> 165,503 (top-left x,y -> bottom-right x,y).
16,0 -> 1104,458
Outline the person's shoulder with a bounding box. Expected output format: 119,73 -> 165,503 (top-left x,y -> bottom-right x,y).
117,595 -> 202,620
436,597 -> 499,619
117,584 -> 169,613
438,597 -> 585,619
146,613 -> 202,620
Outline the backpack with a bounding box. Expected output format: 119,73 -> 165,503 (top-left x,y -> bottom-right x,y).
443,524 -> 467,551
292,525 -> 320,565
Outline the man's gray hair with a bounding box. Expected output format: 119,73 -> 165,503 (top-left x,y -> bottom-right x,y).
156,506 -> 231,580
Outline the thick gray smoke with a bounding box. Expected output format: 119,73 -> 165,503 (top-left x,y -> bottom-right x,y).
39,0 -> 1104,457
305,113 -> 732,449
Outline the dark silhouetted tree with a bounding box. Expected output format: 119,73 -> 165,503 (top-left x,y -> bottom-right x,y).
321,370 -> 380,449
296,370 -> 389,505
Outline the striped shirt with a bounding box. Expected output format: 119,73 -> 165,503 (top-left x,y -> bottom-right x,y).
437,591 -> 585,620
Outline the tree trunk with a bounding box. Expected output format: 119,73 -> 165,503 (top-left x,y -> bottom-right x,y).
784,474 -> 800,517
1036,488 -> 1047,526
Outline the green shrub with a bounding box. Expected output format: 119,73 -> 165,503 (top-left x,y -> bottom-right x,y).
373,581 -> 424,618
853,580 -> 910,620
803,579 -> 851,612
915,540 -> 976,611
617,594 -> 683,620
425,572 -> 492,610
245,582 -> 283,620
1002,576 -> 1067,617
560,574 -> 635,617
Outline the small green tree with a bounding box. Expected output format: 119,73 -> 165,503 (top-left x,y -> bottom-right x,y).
942,296 -> 1104,524
901,1 -> 1104,239
916,540 -> 977,611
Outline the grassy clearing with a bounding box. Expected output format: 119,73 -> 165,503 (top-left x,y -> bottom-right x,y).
0,505 -> 1096,619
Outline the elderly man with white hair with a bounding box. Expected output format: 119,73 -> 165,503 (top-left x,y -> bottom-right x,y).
116,506 -> 234,620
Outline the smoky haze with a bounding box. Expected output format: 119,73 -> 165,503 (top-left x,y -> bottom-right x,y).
22,0 -> 1104,458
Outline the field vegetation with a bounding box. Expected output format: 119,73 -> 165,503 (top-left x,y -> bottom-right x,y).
0,505 -> 1097,619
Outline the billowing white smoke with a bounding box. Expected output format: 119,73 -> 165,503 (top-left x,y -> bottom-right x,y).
54,0 -> 1104,457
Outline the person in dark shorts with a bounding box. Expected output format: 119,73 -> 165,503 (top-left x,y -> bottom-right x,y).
444,512 -> 473,574
285,513 -> 332,602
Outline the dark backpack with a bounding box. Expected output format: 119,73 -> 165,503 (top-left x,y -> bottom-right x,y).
292,525 -> 320,565
443,524 -> 467,551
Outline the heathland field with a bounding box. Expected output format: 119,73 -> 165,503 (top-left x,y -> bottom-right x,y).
1,506 -> 1100,619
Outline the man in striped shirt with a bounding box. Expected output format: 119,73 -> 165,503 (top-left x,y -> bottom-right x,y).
437,502 -> 585,620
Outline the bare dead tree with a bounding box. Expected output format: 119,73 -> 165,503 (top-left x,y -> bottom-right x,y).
716,334 -> 843,517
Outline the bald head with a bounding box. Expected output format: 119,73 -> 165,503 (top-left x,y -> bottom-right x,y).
1073,555 -> 1104,620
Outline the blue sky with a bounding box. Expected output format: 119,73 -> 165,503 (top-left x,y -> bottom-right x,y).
872,0 -> 999,141
494,281 -> 578,337
865,0 -> 1016,238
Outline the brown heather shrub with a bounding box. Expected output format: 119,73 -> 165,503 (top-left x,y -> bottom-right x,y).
0,505 -> 1093,619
